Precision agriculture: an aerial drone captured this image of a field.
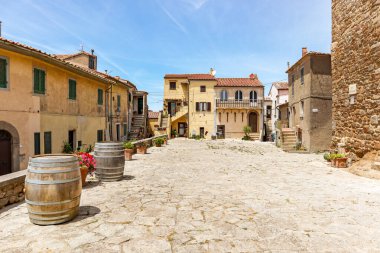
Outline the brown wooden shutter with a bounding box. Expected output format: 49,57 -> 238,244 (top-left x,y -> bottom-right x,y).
196,102 -> 199,111
207,102 -> 211,111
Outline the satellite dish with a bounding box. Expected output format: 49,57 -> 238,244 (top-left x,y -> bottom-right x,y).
210,68 -> 216,76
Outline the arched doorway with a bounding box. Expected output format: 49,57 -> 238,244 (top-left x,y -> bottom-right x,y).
249,112 -> 258,133
0,130 -> 12,175
0,121 -> 20,174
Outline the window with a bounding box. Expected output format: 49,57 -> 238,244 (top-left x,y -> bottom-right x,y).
34,68 -> 45,94
200,86 -> 206,92
220,90 -> 228,101
235,90 -> 243,101
68,79 -> 76,100
117,95 -> 121,109
227,112 -> 229,122
44,131 -> 52,154
300,67 -> 304,85
97,130 -> 103,142
249,91 -> 257,102
241,112 -> 244,122
291,75 -> 295,96
234,112 -> 236,122
97,89 -> 103,105
200,127 -> 205,138
195,102 -> 211,112
128,92 -> 132,102
170,82 -> 176,90
300,101 -> 304,118
219,112 -> 222,122
0,57 -> 8,88
89,56 -> 96,69
34,132 -> 40,155
123,123 -> 127,136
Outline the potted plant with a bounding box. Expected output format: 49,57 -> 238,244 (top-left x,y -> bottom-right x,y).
154,137 -> 164,147
136,142 -> 147,154
62,141 -> 73,153
171,129 -> 177,138
77,152 -> 96,186
163,137 -> 168,145
242,126 -> 252,141
330,154 -> 337,167
123,142 -> 134,161
323,153 -> 331,162
335,154 -> 347,168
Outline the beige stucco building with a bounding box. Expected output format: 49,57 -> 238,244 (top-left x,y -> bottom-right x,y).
287,48 -> 332,152
0,38 -> 147,175
163,71 -> 265,140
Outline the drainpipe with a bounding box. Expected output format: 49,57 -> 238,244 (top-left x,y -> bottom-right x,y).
187,80 -> 190,138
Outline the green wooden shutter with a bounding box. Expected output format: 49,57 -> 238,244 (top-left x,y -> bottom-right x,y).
69,79 -> 76,99
34,132 -> 40,155
98,89 -> 103,105
0,58 -> 7,88
33,69 -> 39,93
41,70 -> 45,93
97,130 -> 103,142
117,95 -> 121,108
44,131 -> 52,154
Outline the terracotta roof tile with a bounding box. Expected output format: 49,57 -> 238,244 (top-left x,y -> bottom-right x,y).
273,82 -> 288,90
216,78 -> 263,87
286,51 -> 331,73
148,111 -> 159,119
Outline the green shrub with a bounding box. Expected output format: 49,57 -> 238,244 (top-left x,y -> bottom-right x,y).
123,141 -> 134,149
323,153 -> 331,161
335,153 -> 345,159
154,137 -> 164,145
242,135 -> 251,141
62,141 -> 73,153
243,126 -> 251,137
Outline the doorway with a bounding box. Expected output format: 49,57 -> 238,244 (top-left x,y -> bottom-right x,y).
217,125 -> 225,139
168,102 -> 176,117
68,130 -> 75,151
116,124 -> 121,141
249,112 -> 258,133
200,127 -> 205,138
138,97 -> 144,114
178,122 -> 187,137
0,130 -> 12,176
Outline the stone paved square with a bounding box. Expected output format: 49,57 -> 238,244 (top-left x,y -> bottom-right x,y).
1,139 -> 380,252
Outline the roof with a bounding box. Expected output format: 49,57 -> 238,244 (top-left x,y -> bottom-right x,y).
54,51 -> 93,60
273,82 -> 288,90
215,78 -> 263,87
286,51 -> 331,73
148,111 -> 159,119
164,74 -> 215,80
0,37 -> 112,84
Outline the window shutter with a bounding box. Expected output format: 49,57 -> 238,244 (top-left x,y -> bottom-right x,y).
0,58 -> 7,88
34,132 -> 40,155
34,69 -> 39,92
196,102 -> 199,111
207,102 -> 211,111
41,70 -> 45,93
44,132 -> 52,154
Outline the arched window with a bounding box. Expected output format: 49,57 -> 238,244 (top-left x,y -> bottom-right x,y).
249,91 -> 257,102
220,90 -> 228,101
235,90 -> 243,101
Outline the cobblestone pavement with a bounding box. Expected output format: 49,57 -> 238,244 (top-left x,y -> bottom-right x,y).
1,139 -> 380,252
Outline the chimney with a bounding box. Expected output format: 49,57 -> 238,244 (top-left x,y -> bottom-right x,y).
287,62 -> 290,69
91,49 -> 95,55
210,68 -> 216,76
249,73 -> 256,79
302,47 -> 308,57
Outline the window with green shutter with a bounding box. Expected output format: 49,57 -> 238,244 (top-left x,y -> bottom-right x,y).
123,123 -> 127,136
68,79 -> 76,100
117,95 -> 121,108
97,89 -> 103,105
34,68 -> 46,94
0,58 -> 7,88
34,132 -> 40,155
44,131 -> 52,154
97,130 -> 103,142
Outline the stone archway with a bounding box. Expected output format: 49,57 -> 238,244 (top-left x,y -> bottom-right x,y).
0,121 -> 20,174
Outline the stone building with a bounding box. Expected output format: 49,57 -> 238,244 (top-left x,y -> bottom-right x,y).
268,82 -> 289,136
0,37 -> 147,175
332,0 -> 380,157
163,71 -> 265,140
287,48 -> 332,152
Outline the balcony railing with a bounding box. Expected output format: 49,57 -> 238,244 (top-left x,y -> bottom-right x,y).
216,99 -> 263,109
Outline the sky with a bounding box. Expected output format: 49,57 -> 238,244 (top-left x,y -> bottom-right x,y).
0,0 -> 332,111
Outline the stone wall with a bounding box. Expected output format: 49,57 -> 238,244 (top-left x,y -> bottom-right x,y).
0,170 -> 26,209
331,0 -> 380,157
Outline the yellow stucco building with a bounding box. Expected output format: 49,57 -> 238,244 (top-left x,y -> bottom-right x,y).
163,71 -> 265,140
0,38 -> 147,175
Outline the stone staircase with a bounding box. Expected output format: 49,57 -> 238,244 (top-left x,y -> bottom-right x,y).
248,132 -> 261,141
171,106 -> 188,122
129,114 -> 145,140
282,128 -> 297,151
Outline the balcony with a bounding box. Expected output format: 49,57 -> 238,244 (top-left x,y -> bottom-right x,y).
216,99 -> 263,109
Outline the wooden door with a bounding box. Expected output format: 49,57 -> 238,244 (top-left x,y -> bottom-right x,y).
0,130 -> 12,176
249,112 -> 258,133
217,125 -> 225,139
138,97 -> 144,114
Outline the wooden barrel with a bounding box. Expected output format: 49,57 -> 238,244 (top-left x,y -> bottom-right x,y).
25,155 -> 81,225
94,142 -> 125,181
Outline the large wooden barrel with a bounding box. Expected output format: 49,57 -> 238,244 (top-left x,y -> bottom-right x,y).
94,142 -> 125,181
25,155 -> 82,225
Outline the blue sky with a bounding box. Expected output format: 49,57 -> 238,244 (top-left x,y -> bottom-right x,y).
0,0 -> 331,111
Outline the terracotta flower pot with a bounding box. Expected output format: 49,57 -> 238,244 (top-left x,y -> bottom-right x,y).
137,146 -> 147,154
331,159 -> 336,167
155,143 -> 162,147
164,140 -> 167,145
124,149 -> 133,161
336,157 -> 348,168
80,166 -> 88,186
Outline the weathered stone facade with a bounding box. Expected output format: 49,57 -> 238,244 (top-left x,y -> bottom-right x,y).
332,0 -> 380,157
0,171 -> 26,209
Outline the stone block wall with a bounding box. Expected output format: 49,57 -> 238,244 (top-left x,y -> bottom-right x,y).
331,0 -> 380,157
0,170 -> 26,209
